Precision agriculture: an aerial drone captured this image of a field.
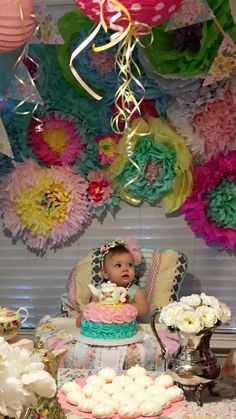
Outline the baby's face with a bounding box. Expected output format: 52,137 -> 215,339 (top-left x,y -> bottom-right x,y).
101,251 -> 135,287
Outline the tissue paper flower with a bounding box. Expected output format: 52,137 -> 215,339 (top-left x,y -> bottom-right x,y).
145,0 -> 236,77
28,111 -> 84,166
0,159 -> 90,252
167,78 -> 235,163
181,150 -> 236,248
0,337 -> 56,417
96,133 -> 121,165
107,118 -> 193,213
159,293 -> 231,333
88,169 -> 119,219
192,89 -> 236,161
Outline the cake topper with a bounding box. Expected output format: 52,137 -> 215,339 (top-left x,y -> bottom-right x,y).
88,281 -> 127,305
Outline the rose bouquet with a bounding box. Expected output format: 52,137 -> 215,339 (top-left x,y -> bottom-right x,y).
0,337 -> 56,418
159,293 -> 231,334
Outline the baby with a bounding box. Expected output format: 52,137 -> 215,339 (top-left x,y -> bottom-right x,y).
75,238 -> 149,327
96,238 -> 149,318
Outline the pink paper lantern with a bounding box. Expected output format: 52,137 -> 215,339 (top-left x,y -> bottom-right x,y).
0,0 -> 35,52
75,0 -> 183,28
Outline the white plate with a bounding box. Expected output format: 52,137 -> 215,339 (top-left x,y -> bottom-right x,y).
77,330 -> 144,346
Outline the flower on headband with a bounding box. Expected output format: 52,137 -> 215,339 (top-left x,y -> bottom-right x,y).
99,238 -> 142,266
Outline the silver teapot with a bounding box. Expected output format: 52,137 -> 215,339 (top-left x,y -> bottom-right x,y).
151,308 -> 220,406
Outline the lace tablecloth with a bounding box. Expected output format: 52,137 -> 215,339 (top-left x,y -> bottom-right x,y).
57,369 -> 236,419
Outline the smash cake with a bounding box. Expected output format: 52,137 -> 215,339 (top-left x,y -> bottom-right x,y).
80,281 -> 138,340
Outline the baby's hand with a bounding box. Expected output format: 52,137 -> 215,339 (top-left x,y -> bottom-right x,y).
76,312 -> 82,328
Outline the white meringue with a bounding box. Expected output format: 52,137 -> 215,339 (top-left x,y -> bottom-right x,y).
139,400 -> 163,416
113,375 -> 133,388
166,386 -> 184,402
92,404 -> 115,418
61,381 -> 81,394
102,383 -> 123,396
66,390 -> 85,406
125,383 -> 143,395
91,391 -> 110,402
86,375 -> 106,387
118,401 -> 140,418
133,375 -> 153,389
146,385 -> 166,396
154,374 -> 174,388
82,383 -> 98,397
156,392 -> 172,409
98,367 -> 116,383
79,397 -> 95,413
126,364 -> 147,378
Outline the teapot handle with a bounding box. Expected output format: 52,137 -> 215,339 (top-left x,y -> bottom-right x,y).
151,308 -> 167,361
17,307 -> 29,325
119,287 -> 127,303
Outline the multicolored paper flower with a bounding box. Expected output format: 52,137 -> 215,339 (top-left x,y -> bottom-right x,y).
166,78 -> 235,163
181,150 -> 236,248
28,111 -> 84,166
96,133 -> 120,165
107,118 -> 193,213
88,169 -> 120,219
0,159 -> 90,251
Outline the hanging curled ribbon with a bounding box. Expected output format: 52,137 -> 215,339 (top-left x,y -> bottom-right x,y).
9,2 -> 44,132
93,0 -> 153,204
70,0 -> 153,204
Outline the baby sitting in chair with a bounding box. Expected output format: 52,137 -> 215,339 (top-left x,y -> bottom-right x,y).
76,238 -> 149,327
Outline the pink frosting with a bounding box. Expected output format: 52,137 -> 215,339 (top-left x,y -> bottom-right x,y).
82,302 -> 137,324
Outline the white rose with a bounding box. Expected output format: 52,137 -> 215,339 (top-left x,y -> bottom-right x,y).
196,305 -> 217,328
159,302 -> 186,327
218,302 -> 231,324
22,370 -> 56,398
200,293 -> 220,308
180,294 -> 201,307
176,310 -> 203,334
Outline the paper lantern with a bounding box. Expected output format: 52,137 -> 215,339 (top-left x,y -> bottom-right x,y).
0,0 -> 35,52
75,0 -> 183,28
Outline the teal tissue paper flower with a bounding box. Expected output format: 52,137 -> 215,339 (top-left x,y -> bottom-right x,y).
207,178 -> 236,229
119,136 -> 176,203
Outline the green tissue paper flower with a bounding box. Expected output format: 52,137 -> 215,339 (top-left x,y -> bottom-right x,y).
145,0 -> 236,77
118,137 -> 176,203
207,178 -> 236,229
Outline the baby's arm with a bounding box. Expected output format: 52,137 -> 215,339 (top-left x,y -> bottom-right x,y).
133,288 -> 149,318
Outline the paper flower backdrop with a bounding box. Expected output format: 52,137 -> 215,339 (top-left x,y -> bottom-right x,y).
0,2 -> 236,253
28,111 -> 84,166
181,150 -> 236,249
0,160 -> 90,252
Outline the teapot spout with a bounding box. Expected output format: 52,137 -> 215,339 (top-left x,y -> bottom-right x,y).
151,308 -> 168,362
88,284 -> 99,298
